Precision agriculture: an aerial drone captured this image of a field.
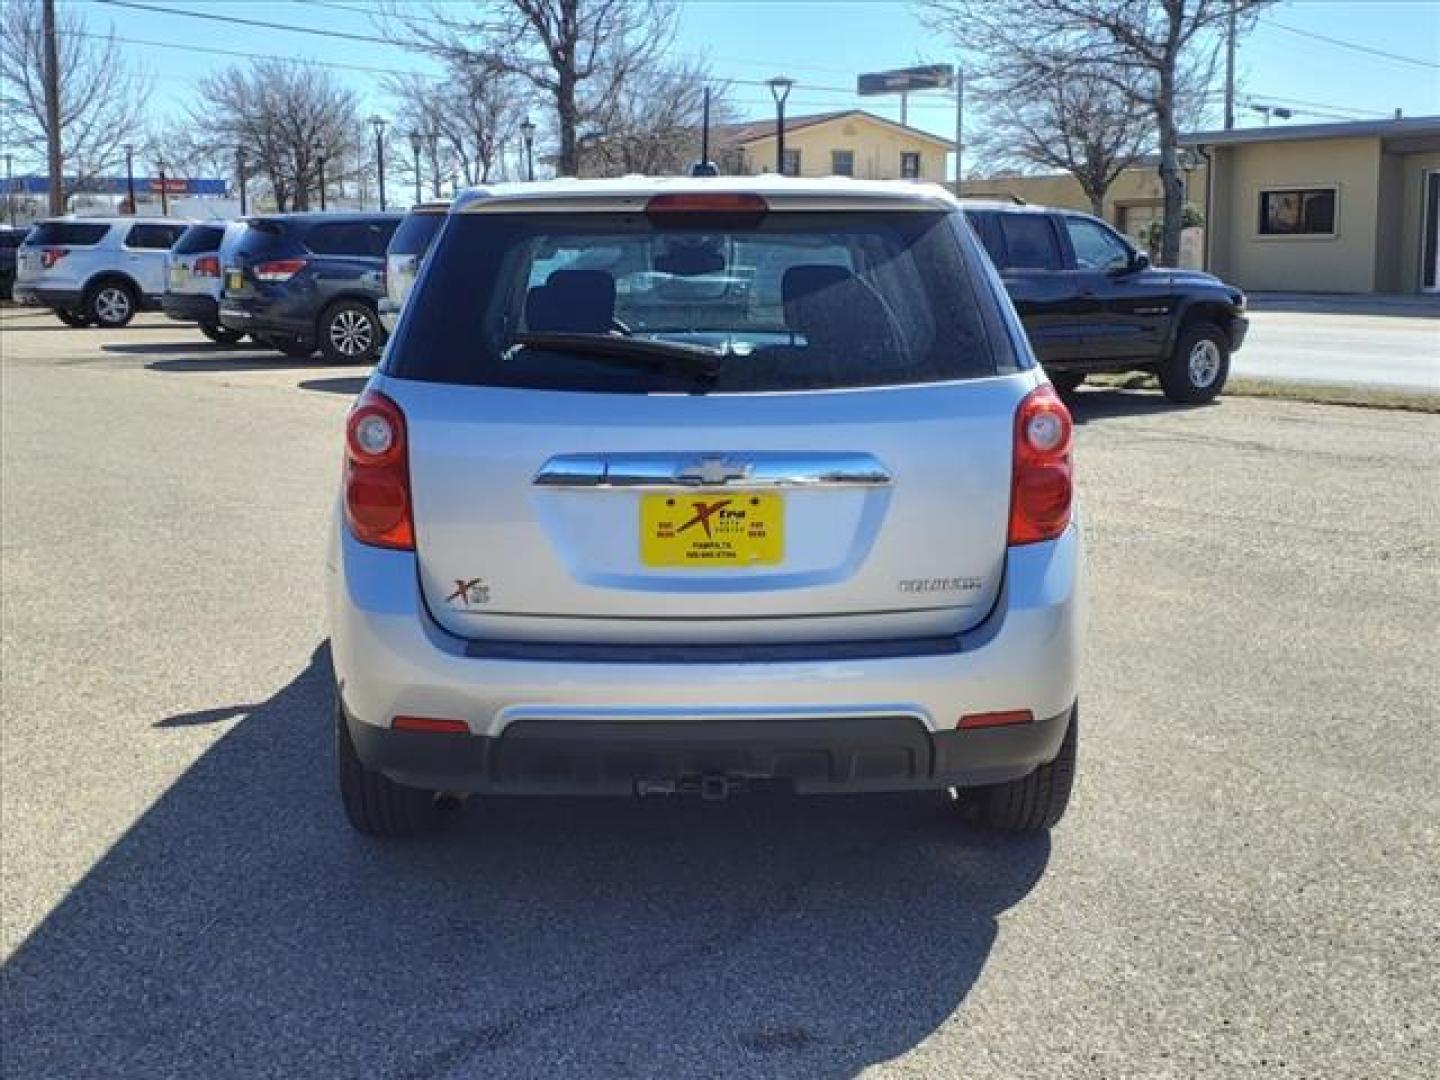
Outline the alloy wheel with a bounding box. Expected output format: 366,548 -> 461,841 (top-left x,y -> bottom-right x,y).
1188,339 -> 1221,388
328,309 -> 374,358
95,287 -> 131,325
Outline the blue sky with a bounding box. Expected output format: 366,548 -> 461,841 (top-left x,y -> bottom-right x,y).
48,0 -> 1440,174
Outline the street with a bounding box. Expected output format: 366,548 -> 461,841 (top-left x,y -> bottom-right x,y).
1237,302 -> 1440,392
2,310 -> 1437,1079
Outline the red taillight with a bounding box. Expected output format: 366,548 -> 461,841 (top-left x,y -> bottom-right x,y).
40,247 -> 69,269
1008,384 -> 1074,546
959,709 -> 1034,730
392,715 -> 468,734
193,254 -> 220,277
254,258 -> 307,282
645,192 -> 768,223
344,389 -> 414,550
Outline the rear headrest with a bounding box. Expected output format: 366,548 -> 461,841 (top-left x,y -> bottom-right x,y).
525,268 -> 616,333
782,264 -> 854,315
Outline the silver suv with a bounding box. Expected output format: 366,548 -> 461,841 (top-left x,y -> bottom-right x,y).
327,178 -> 1082,838
14,216 -> 191,328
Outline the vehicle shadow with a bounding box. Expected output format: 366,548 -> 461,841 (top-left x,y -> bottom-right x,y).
103,341 -> 256,356
298,375 -> 369,396
1,644 -> 1050,1079
144,356 -> 349,374
1066,386 -> 1207,424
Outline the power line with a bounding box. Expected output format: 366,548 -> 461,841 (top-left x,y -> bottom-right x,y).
89,0 -> 418,48
1261,17 -> 1440,70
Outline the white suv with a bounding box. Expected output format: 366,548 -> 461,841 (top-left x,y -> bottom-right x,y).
328,178 -> 1081,837
14,216 -> 190,328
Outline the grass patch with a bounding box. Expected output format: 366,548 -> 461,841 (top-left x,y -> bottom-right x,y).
1084,372 -> 1440,414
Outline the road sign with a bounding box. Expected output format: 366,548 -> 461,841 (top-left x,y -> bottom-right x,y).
857,65 -> 955,96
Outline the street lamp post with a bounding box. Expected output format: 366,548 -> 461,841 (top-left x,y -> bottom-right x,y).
766,76 -> 794,175
314,141 -> 327,211
369,115 -> 389,210
156,158 -> 170,216
122,144 -> 136,214
236,145 -> 248,216
427,131 -> 441,198
408,130 -> 422,205
520,117 -> 536,182
3,154 -> 14,227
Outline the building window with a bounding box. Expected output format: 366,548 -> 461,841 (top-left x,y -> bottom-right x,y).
831,149 -> 854,177
1258,187 -> 1337,236
780,149 -> 801,177
900,152 -> 921,180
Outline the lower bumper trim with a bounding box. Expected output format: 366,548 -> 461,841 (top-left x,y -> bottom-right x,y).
345,704 -> 1075,795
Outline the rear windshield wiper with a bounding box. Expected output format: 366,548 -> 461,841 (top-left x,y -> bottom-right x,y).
508,331 -> 723,380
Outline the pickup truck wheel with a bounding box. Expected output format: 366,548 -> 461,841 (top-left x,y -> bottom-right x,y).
88,280 -> 137,328
336,702 -> 440,837
957,706 -> 1077,833
55,309 -> 92,328
199,323 -> 246,345
319,300 -> 381,364
1048,371 -> 1084,395
1160,322 -> 1229,404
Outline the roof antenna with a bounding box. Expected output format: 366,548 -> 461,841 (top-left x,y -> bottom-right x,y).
690,86 -> 719,177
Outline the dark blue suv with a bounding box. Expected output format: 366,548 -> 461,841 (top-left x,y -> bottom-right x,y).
219,212 -> 402,363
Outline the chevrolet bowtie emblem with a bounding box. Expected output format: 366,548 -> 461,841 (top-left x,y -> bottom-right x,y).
677,456 -> 753,486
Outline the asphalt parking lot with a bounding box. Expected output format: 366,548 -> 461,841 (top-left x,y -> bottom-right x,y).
2,309 -> 1437,1079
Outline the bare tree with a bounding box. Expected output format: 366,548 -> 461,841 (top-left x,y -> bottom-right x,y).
386,1 -> 675,177
970,66 -> 1153,217
0,0 -> 150,202
186,61 -> 362,212
388,62 -> 528,195
582,62 -> 733,178
922,0 -> 1273,265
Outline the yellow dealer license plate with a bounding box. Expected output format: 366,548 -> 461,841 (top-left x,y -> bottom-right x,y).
226,270 -> 244,291
640,492 -> 783,567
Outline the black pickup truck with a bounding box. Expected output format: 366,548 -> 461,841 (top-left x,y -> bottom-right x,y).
962,202 -> 1248,403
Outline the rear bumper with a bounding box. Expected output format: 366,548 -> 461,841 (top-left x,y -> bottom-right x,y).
219,298 -> 313,340
13,285 -> 82,310
162,292 -> 219,325
328,522 -> 1082,795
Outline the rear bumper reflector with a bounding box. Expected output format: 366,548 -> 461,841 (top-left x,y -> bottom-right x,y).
957,709 -> 1033,730
392,715 -> 470,734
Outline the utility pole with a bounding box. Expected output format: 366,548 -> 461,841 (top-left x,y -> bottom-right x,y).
409,131 -> 422,204
955,65 -> 964,192
41,0 -> 63,214
236,145 -> 248,216
123,145 -> 136,213
370,116 -> 388,210
4,154 -> 15,227
156,159 -> 169,216
1224,1 -> 1237,130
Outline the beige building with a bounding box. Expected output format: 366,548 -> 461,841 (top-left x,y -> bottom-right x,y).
717,110 -> 953,183
958,159 -> 1208,246
1181,117 -> 1440,294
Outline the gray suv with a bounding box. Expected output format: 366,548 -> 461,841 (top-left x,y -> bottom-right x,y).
14,217 -> 191,327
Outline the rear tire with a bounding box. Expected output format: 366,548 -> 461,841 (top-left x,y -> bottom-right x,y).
88,280 -> 137,328
1048,371 -> 1085,395
199,323 -> 246,345
319,300 -> 382,364
336,702 -> 440,837
1159,321 -> 1229,404
958,706 -> 1077,833
55,309 -> 92,328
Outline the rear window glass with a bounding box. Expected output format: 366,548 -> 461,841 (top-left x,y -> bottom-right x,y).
305,219 -> 398,257
27,222 -> 110,246
388,212 -> 446,257
386,210 -> 997,393
997,214 -> 1063,271
172,224 -> 225,254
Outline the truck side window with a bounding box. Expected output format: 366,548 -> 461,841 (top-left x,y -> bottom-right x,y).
998,214 -> 1062,271
1064,216 -> 1132,272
